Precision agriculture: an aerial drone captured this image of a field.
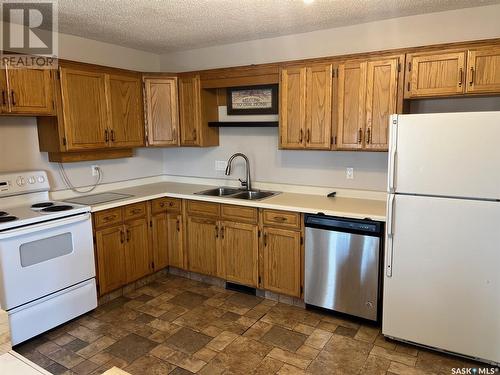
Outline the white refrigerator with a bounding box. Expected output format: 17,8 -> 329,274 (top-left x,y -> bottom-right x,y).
383,112 -> 500,365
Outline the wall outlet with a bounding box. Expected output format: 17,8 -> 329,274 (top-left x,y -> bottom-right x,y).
91,165 -> 99,177
346,167 -> 354,180
215,160 -> 227,171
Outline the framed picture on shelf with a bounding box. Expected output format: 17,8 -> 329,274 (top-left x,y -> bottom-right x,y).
226,84 -> 278,115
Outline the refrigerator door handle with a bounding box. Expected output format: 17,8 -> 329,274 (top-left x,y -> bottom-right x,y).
386,194 -> 395,277
388,116 -> 398,193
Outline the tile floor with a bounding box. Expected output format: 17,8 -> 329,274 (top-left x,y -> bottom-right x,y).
15,274 -> 488,375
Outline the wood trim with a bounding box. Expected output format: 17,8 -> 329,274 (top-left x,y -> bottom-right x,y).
47,148 -> 133,162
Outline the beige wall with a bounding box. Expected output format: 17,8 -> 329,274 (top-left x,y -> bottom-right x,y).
0,31 -> 163,191
160,4 -> 500,192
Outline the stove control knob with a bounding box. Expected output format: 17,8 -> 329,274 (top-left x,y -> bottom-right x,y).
28,176 -> 36,184
37,175 -> 45,183
16,177 -> 25,186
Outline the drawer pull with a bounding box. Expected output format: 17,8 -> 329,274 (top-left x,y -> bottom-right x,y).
130,208 -> 142,214
103,215 -> 116,222
120,230 -> 125,244
273,216 -> 287,222
169,202 -> 174,207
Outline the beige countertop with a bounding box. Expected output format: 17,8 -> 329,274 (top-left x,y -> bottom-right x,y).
66,181 -> 386,221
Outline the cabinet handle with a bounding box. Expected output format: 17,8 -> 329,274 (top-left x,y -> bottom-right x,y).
105,129 -> 109,142
263,232 -> 268,247
220,226 -> 225,239
120,230 -> 125,244
366,128 -> 371,144
299,129 -> 303,143
111,130 -> 116,142
103,215 -> 116,222
273,216 -> 287,222
10,91 -> 16,106
1,91 -> 6,106
306,129 -> 310,143
192,128 -> 197,140
173,128 -> 177,141
169,202 -> 174,207
130,208 -> 142,214
358,128 -> 362,144
126,229 -> 131,242
159,202 -> 165,208
458,68 -> 463,86
469,67 -> 474,86
215,224 -> 219,239
176,219 -> 180,232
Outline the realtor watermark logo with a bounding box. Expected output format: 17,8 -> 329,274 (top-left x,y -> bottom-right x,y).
1,0 -> 58,69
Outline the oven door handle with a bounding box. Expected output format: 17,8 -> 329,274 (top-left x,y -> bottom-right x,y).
0,213 -> 91,240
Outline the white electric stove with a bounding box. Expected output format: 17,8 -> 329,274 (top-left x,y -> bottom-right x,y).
0,171 -> 97,345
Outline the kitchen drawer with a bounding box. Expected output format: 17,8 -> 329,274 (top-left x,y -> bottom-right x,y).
262,209 -> 301,229
123,202 -> 147,221
152,197 -> 181,214
186,200 -> 220,217
94,208 -> 123,228
221,204 -> 258,224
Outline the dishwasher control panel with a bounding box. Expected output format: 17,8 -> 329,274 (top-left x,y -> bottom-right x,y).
305,215 -> 382,234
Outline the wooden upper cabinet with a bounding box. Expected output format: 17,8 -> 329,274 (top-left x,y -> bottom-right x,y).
5,68 -> 54,115
405,51 -> 466,98
466,47 -> 500,94
280,67 -> 306,149
305,64 -> 333,150
144,77 -> 179,146
60,68 -> 109,150
365,58 -> 399,151
0,71 -> 8,113
220,221 -> 259,287
178,75 -> 218,147
336,61 -> 367,150
107,74 -> 144,148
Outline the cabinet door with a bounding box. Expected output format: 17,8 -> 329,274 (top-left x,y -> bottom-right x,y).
95,225 -> 126,295
279,67 -> 306,149
336,62 -> 367,150
305,64 -> 332,150
0,69 -> 8,113
60,68 -> 108,150
365,58 -> 399,151
406,52 -> 466,97
151,212 -> 168,270
262,227 -> 301,297
179,76 -> 201,146
124,218 -> 151,283
144,78 -> 179,146
107,74 -> 144,148
186,216 -> 218,276
466,47 -> 500,94
6,68 -> 54,114
221,221 -> 259,287
167,213 -> 184,269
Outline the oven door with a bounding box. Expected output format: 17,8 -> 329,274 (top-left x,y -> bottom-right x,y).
0,213 -> 95,310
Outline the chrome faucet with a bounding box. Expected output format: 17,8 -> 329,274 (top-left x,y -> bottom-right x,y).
225,153 -> 252,191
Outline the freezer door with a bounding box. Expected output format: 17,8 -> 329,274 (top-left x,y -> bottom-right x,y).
383,194 -> 500,363
389,112 -> 500,200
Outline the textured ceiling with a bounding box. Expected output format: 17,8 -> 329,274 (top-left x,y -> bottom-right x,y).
43,0 -> 500,53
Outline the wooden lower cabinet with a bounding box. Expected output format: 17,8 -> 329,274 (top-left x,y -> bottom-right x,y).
185,215 -> 219,276
262,227 -> 302,298
220,221 -> 259,287
151,212 -> 169,270
167,213 -> 184,269
124,217 -> 151,283
95,225 -> 126,295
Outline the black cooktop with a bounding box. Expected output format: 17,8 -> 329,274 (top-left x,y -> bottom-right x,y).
0,216 -> 18,223
41,205 -> 73,212
31,202 -> 55,209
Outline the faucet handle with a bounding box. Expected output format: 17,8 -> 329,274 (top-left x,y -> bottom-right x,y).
238,178 -> 248,187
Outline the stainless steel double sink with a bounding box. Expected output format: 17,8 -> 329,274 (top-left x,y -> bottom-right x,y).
194,187 -> 279,201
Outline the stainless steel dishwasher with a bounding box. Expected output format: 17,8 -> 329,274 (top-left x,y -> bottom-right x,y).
304,214 -> 384,322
